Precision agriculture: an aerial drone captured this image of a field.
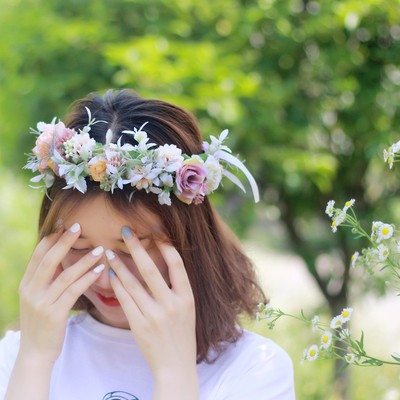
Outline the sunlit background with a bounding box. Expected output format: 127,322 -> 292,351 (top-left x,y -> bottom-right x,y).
1,0 -> 400,398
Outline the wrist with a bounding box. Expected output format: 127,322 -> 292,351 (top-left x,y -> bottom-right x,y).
16,348 -> 57,371
153,367 -> 199,400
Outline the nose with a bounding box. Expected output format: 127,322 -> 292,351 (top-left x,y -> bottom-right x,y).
93,254 -> 113,289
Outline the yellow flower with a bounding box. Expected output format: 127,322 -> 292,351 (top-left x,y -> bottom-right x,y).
88,159 -> 107,182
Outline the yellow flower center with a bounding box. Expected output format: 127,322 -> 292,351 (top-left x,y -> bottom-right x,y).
323,336 -> 329,343
382,227 -> 390,236
331,221 -> 337,228
342,311 -> 349,318
345,201 -> 352,208
309,349 -> 316,357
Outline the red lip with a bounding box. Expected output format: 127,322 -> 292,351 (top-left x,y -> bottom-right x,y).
96,293 -> 120,307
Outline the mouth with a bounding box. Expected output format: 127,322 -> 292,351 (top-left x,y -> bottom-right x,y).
96,292 -> 121,307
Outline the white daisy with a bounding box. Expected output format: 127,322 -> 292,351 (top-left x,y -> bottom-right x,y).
331,211 -> 346,233
306,345 -> 319,361
320,331 -> 333,349
345,353 -> 356,364
375,223 -> 394,243
384,147 -> 394,169
311,315 -> 320,332
339,328 -> 351,340
330,315 -> 343,329
325,200 -> 335,217
340,307 -> 353,323
376,244 -> 390,262
350,251 -> 360,268
343,198 -> 355,212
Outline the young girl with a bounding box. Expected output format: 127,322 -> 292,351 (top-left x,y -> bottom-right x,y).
1,89 -> 295,399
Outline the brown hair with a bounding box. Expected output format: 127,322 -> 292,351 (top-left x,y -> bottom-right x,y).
38,89 -> 266,362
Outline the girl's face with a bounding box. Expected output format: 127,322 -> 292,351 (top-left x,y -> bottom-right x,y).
60,195 -> 169,329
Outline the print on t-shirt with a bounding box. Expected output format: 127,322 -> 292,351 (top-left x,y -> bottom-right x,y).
102,391 -> 139,400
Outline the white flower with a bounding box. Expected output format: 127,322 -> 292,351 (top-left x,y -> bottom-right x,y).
158,190 -> 172,206
63,132 -> 96,162
383,148 -> 394,169
339,328 -> 351,340
331,211 -> 346,233
155,144 -> 184,172
63,164 -> 87,193
363,247 -> 378,267
320,331 -> 333,349
351,251 -> 360,268
376,244 -> 390,262
159,172 -> 174,187
345,353 -> 356,364
325,200 -> 335,217
306,345 -> 319,361
330,315 -> 343,329
311,315 -> 320,332
125,163 -> 162,190
392,140 -> 400,153
340,307 -> 353,323
202,129 -> 231,156
343,198 -> 355,212
204,155 -> 223,194
375,223 -> 394,243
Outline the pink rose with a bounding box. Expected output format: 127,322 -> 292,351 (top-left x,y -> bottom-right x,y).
175,158 -> 207,204
33,122 -> 75,172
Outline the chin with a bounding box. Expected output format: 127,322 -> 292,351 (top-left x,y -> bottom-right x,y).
85,294 -> 130,329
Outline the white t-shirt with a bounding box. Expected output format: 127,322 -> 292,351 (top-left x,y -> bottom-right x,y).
0,313 -> 295,399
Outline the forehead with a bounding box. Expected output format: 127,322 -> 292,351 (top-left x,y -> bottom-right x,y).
60,194 -> 161,239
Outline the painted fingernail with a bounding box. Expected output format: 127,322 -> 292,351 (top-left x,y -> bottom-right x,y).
106,249 -> 115,260
93,264 -> 105,274
122,226 -> 133,239
69,223 -> 80,233
92,246 -> 104,256
109,268 -> 116,277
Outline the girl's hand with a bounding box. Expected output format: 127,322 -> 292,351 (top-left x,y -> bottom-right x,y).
18,222 -> 105,365
107,226 -> 199,399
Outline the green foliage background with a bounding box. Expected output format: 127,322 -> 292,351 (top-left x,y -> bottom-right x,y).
1,0 -> 400,398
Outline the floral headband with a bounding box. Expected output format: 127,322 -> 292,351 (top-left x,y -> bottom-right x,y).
24,108 -> 259,206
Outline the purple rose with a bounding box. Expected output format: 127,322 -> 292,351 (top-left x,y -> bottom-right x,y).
175,159 -> 207,204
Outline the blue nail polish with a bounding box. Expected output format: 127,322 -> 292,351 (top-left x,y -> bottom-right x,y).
109,268 -> 116,277
122,226 -> 133,238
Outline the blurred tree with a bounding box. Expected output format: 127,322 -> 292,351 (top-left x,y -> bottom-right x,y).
1,0 -> 400,397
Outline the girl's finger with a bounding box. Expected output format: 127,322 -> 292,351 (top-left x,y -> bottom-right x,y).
109,271 -> 145,326
106,250 -> 157,313
155,241 -> 192,297
53,264 -> 106,311
46,246 -> 105,304
20,229 -> 64,287
30,223 -> 82,288
121,226 -> 170,298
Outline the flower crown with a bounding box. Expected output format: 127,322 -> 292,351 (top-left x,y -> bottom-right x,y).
24,108 -> 259,206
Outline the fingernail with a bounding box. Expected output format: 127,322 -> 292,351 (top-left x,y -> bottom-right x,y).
69,223 -> 80,233
92,246 -> 104,256
93,264 -> 105,274
106,249 -> 115,260
122,226 -> 133,239
109,268 -> 116,277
